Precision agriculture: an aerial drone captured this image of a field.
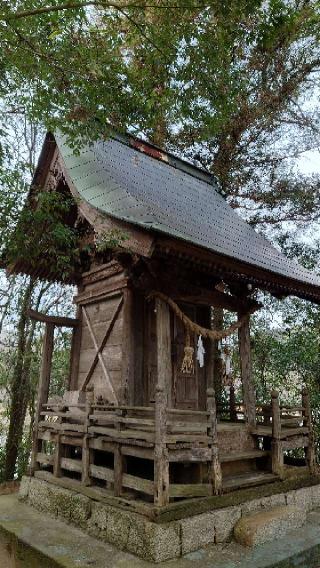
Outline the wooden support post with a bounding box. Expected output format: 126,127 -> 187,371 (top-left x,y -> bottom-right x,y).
302,388 -> 317,474
31,322 -> 55,474
230,385 -> 237,422
207,387 -> 222,495
155,297 -> 172,406
121,288 -> 134,405
238,314 -> 256,427
53,434 -> 62,478
82,387 -> 94,486
114,408 -> 124,496
154,297 -> 170,506
271,390 -> 284,478
154,385 -> 169,506
68,306 -> 82,391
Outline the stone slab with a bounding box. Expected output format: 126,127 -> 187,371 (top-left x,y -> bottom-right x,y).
2,495 -> 320,567
234,505 -> 306,547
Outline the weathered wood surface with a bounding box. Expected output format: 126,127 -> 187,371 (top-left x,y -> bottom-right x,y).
35,388 -> 317,506
207,387 -> 222,495
81,296 -> 124,393
31,322 -> 55,474
90,464 -> 114,482
27,309 -> 79,328
154,385 -> 169,506
121,288 -> 135,405
302,388 -> 317,474
238,314 -> 256,426
271,391 -> 283,478
169,483 -> 212,498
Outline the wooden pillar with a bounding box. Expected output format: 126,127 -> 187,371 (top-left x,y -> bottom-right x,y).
271,390 -> 284,477
154,385 -> 169,506
122,288 -> 134,405
212,308 -> 223,403
302,388 -> 317,474
238,314 -> 256,426
68,306 -> 82,391
207,387 -> 222,494
82,387 -> 94,486
154,297 -> 170,505
155,297 -> 172,405
31,322 -> 55,474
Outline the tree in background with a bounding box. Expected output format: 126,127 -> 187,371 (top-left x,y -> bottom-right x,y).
0,113 -> 75,480
0,1 -> 318,226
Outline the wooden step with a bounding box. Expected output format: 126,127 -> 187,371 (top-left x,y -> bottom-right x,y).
252,425 -> 309,438
220,450 -> 269,463
223,471 -> 278,492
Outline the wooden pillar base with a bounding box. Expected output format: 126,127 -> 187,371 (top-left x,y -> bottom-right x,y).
271,440 -> 284,478
211,445 -> 222,495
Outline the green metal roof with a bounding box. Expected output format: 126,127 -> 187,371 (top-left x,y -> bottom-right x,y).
55,133 -> 320,292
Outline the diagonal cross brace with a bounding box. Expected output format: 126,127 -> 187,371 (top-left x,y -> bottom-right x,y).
81,295 -> 124,401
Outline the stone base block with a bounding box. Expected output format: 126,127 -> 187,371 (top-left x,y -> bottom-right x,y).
87,502 -> 180,562
234,505 -> 306,547
19,476 -> 320,561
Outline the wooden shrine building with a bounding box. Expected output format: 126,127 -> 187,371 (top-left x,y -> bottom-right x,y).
8,131 -> 320,507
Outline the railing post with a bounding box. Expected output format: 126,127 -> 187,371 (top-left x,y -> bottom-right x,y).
114,408 -> 124,496
31,322 -> 55,474
271,390 -> 283,478
53,431 -> 62,478
207,388 -> 222,495
154,385 -> 169,506
302,388 -> 317,474
82,387 -> 94,486
230,385 -> 237,422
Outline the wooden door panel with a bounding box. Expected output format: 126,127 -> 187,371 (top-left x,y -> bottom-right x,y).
78,294 -> 124,402
173,305 -> 199,410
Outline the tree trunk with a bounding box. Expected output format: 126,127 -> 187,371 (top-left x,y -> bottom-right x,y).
3,279 -> 34,481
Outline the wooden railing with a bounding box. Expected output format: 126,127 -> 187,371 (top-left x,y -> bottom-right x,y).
33,386 -> 316,505
33,387 -> 221,506
270,389 -> 316,477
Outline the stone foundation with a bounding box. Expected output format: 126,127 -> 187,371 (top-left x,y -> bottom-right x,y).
19,476 -> 320,562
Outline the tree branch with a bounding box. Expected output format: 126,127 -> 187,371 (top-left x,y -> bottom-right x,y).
1,1 -> 209,21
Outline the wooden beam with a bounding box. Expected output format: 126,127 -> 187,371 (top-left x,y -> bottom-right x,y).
156,237 -> 320,305
28,309 -> 79,328
238,313 -> 256,426
172,291 -> 259,313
